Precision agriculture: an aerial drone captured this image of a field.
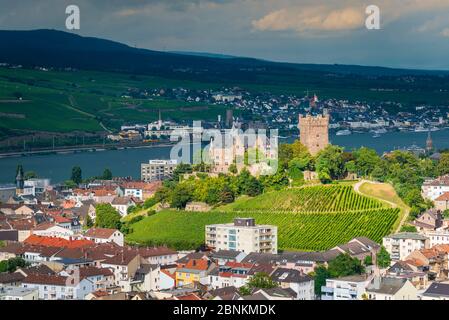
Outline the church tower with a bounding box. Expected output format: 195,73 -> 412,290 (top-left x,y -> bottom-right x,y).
298,113 -> 329,156
426,130 -> 433,153
15,165 -> 24,194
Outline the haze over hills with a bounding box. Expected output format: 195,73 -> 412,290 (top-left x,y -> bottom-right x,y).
1,29 -> 449,80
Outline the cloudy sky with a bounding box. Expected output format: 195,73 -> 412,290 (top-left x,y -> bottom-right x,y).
1,0 -> 449,69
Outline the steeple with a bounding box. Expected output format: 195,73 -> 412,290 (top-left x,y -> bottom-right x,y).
426,130 -> 433,152
15,165 -> 24,192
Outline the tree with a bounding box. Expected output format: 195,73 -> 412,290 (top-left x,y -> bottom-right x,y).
95,204 -> 122,229
364,255 -> 373,266
171,183 -> 193,209
376,246 -> 391,268
219,185 -> 235,204
313,264 -> 331,296
400,225 -> 417,232
24,171 -> 38,180
327,254 -> 365,278
353,147 -> 380,177
239,272 -> 278,295
228,163 -> 238,174
172,163 -> 192,182
315,145 -> 345,182
85,215 -> 94,228
71,166 -> 82,184
0,257 -> 27,273
64,180 -> 77,189
437,153 -> 449,176
102,168 -> 112,180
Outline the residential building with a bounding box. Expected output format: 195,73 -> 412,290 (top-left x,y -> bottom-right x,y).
205,218 -> 278,254
321,274 -> 372,300
208,262 -> 254,289
0,185 -> 16,203
116,181 -> 162,200
31,223 -> 75,239
83,228 -> 124,246
412,209 -> 443,231
427,231 -> 449,252
100,251 -> 141,291
365,277 -> 418,300
210,250 -> 247,265
420,282 -> 449,300
270,267 -> 314,300
21,274 -> 95,300
175,258 -> 214,288
141,160 -> 178,182
383,233 -> 429,261
435,192 -> 449,211
0,286 -> 39,300
422,175 -> 449,201
111,197 -> 137,216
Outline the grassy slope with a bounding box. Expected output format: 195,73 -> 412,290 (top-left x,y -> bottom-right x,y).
126,185 -> 400,251
357,181 -> 410,233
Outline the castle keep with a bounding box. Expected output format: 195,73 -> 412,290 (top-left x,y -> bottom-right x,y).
298,114 -> 329,156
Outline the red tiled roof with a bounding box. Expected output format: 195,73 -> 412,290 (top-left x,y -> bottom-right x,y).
436,192 -> 449,201
178,259 -> 209,271
84,228 -> 117,239
24,235 -> 94,249
22,274 -> 71,286
53,216 -> 72,224
176,293 -> 202,300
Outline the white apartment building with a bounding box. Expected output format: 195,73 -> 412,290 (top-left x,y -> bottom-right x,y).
382,233 -> 429,261
423,230 -> 449,247
21,275 -> 94,300
421,175 -> 449,201
0,286 -> 39,300
205,218 -> 277,254
321,275 -> 372,300
141,159 -> 178,182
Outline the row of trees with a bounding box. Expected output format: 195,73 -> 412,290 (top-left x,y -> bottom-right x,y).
65,166 -> 113,187
152,163 -> 289,209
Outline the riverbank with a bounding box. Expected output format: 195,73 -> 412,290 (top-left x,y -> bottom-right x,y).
0,141 -> 178,159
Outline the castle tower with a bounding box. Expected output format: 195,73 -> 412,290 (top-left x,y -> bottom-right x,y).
298,114 -> 329,156
426,130 -> 433,152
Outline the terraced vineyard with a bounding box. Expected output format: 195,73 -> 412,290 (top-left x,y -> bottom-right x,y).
221,185 -> 383,212
127,184 -> 401,251
126,208 -> 400,251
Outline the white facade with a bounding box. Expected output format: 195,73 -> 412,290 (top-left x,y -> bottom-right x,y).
423,230 -> 449,247
382,233 -> 429,261
84,231 -> 124,247
21,278 -> 94,300
141,160 -> 178,182
422,176 -> 449,201
321,276 -> 371,300
32,225 -> 75,239
0,287 -> 39,300
206,218 -> 277,254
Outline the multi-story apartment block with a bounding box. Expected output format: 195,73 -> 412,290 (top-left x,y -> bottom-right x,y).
205,218 -> 278,254
383,233 -> 429,261
321,275 -> 372,300
141,160 -> 178,182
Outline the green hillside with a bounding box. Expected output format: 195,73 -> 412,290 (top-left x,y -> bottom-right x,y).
126,185 -> 400,251
0,67 -> 228,134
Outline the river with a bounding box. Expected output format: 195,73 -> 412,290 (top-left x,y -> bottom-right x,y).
0,130 -> 447,184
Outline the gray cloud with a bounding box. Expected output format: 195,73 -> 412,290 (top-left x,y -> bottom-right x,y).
0,0 -> 448,69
